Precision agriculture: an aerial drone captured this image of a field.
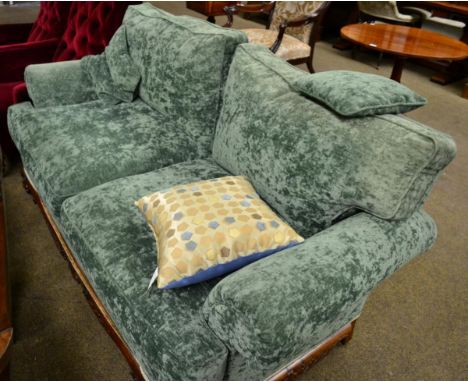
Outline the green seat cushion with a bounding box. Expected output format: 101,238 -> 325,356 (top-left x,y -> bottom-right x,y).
123,4 -> 247,138
213,44 -> 456,237
8,99 -> 210,217
59,159 -> 231,380
292,70 -> 427,117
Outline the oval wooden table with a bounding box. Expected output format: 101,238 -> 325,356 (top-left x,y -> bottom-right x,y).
341,23 -> 468,82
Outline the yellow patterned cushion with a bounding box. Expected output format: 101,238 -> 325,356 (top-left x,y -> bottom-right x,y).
135,176 -> 304,289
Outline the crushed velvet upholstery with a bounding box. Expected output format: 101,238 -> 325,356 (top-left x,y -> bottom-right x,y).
24,60 -> 97,108
212,44 -> 456,237
293,70 -> 427,117
59,159 -> 230,380
27,2 -> 71,42
204,209 -> 436,376
9,4 -> 246,216
0,2 -> 135,162
0,0 -> 71,158
9,99 -> 209,218
122,4 -> 247,134
81,26 -> 141,104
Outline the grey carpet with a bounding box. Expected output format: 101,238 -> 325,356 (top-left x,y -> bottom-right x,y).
3,2 -> 468,380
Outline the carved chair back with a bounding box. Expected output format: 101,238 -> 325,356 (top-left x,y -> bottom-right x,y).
268,1 -> 324,43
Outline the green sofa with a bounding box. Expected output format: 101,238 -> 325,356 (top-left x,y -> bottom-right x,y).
7,4 -> 456,380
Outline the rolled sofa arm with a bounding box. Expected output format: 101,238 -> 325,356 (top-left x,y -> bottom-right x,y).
24,60 -> 97,108
203,210 -> 437,371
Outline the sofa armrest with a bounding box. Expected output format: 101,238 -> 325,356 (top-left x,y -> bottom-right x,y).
0,23 -> 33,45
0,38 -> 58,82
12,82 -> 29,104
203,210 -> 436,370
25,60 -> 97,108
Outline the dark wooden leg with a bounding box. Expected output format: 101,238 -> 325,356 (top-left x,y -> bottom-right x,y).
269,319 -> 358,380
463,83 -> 468,99
333,39 -> 353,50
207,15 -> 215,23
340,320 -> 356,345
306,55 -> 315,73
430,60 -> 466,85
0,363 -> 10,381
391,57 -> 406,82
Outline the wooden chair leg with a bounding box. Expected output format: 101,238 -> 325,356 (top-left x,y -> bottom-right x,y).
306,55 -> 315,73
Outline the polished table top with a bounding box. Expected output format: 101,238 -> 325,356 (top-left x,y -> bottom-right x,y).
341,23 -> 468,61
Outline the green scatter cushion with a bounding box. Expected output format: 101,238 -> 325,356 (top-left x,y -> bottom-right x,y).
8,100 -> 210,217
292,70 -> 427,117
81,25 -> 141,104
212,44 -> 456,237
59,159 -> 230,380
122,4 -> 247,135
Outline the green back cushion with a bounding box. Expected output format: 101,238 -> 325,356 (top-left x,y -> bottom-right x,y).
122,4 -> 247,137
81,26 -> 141,104
212,44 -> 456,237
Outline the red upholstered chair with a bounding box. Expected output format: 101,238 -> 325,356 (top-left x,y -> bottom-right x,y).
0,1 -> 138,164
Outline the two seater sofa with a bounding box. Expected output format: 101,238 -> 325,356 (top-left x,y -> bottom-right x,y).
7,4 -> 456,380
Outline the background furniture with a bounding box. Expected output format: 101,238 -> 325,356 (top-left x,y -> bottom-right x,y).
186,1 -> 235,23
358,1 -> 418,25
0,1 -> 137,168
356,1 -> 420,68
0,150 -> 11,380
224,1 -> 331,72
401,1 -> 468,86
0,1 -> 71,162
403,5 -> 465,39
341,23 -> 468,82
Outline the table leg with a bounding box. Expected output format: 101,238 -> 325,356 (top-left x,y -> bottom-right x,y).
207,15 -> 216,23
463,83 -> 468,99
391,57 -> 406,82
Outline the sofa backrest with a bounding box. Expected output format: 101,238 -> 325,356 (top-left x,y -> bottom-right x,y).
122,4 -> 247,145
27,1 -> 71,43
212,44 -> 456,237
53,1 -> 137,62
